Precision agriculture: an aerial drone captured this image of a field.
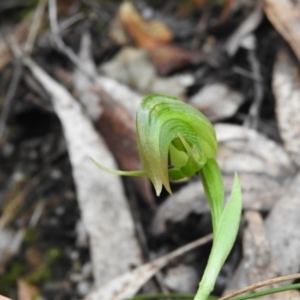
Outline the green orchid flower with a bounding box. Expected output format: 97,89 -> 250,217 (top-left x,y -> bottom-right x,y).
92,94 -> 242,300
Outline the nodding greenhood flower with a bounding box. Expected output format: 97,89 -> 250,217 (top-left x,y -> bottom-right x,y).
92,93 -> 242,300
92,94 -> 218,196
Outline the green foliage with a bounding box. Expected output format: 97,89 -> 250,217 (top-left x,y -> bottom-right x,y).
231,283 -> 300,300
93,94 -> 242,300
195,173 -> 242,300
0,261 -> 25,293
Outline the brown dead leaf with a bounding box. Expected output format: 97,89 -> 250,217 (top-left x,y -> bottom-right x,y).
149,45 -> 204,75
193,0 -> 206,9
114,3 -> 204,75
265,0 -> 300,62
220,0 -> 237,21
93,87 -> 155,207
119,2 -> 173,49
273,48 -> 300,167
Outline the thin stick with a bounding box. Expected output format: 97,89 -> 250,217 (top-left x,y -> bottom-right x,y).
24,0 -> 48,54
48,0 -> 92,79
0,61 -> 22,142
219,273 -> 300,300
243,50 -> 264,129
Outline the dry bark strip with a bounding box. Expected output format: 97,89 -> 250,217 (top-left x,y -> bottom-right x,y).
24,57 -> 142,286
265,0 -> 300,63
74,32 -> 154,206
273,47 -> 300,167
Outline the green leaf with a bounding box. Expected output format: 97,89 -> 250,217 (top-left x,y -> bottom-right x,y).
194,173 -> 242,300
232,283 -> 300,300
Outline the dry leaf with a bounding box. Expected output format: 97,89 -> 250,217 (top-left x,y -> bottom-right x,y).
216,124 -> 295,177
24,57 -> 142,285
0,296 -> 12,300
193,0 -> 205,9
109,15 -> 130,46
265,171 -> 300,277
94,87 -> 155,206
220,0 -> 237,21
273,48 -> 300,167
189,83 -> 244,121
149,45 -> 204,75
243,212 -> 279,285
225,211 -> 279,294
119,2 -> 173,49
84,234 -> 212,300
95,75 -> 141,118
151,172 -> 284,236
100,47 -> 185,98
151,181 -> 208,235
265,0 -> 300,62
163,264 -> 200,293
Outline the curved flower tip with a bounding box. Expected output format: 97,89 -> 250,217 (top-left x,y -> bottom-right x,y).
136,94 -> 218,196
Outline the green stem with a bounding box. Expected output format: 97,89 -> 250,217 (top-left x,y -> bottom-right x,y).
231,283 -> 300,300
128,293 -> 194,299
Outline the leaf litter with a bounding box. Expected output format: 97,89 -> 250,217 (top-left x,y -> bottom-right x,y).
1,1 -> 300,299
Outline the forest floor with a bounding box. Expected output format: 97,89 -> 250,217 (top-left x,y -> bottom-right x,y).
1,0 -> 300,300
